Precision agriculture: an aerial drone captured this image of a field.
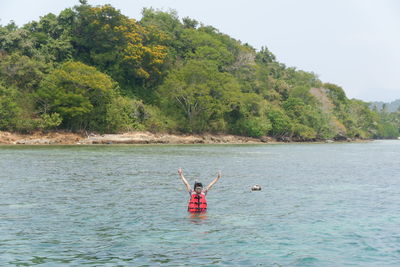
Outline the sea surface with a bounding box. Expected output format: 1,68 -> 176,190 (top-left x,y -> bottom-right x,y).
0,141 -> 399,266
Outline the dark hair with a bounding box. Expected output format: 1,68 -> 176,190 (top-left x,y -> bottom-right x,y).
194,182 -> 203,189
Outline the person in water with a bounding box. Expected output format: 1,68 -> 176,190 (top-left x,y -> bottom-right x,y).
178,168 -> 221,213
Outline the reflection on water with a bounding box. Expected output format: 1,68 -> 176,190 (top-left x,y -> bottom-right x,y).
1,141 -> 400,266
188,212 -> 208,224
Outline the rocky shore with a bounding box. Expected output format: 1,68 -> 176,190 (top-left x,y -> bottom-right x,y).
0,131 -> 272,145
0,131 -> 363,145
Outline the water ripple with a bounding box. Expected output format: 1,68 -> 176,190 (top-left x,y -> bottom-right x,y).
1,141 -> 400,265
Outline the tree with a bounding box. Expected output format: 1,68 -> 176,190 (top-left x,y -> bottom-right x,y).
159,60 -> 241,132
255,46 -> 276,64
0,26 -> 36,56
0,84 -> 20,130
72,4 -> 168,98
23,12 -> 74,63
36,61 -> 117,131
105,96 -> 146,133
140,8 -> 185,61
181,28 -> 235,68
290,86 -> 317,105
0,53 -> 50,92
266,106 -> 293,138
283,97 -> 331,140
182,17 -> 199,29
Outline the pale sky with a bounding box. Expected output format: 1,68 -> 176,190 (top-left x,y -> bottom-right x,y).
1,0 -> 400,102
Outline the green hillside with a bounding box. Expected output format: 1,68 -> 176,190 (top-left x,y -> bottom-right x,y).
1,1 -> 399,140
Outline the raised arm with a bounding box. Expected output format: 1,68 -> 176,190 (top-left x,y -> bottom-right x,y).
178,168 -> 191,192
205,170 -> 221,191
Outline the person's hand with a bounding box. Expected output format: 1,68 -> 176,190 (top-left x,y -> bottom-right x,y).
178,168 -> 183,175
217,170 -> 221,178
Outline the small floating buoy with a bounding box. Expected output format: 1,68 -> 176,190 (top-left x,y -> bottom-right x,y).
251,184 -> 261,191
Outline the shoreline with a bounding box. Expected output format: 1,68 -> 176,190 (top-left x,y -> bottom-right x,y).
0,131 -> 372,145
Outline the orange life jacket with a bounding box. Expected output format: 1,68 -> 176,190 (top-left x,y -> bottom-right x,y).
188,192 -> 207,213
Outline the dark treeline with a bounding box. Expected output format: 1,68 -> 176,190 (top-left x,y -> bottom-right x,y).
1,1 -> 399,140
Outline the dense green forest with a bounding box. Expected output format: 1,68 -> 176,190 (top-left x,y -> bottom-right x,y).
1,1 -> 399,140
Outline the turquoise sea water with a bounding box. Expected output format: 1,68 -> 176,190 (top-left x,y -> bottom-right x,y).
0,141 -> 399,266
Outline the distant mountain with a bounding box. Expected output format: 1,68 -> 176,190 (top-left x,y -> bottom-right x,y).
370,99 -> 400,113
